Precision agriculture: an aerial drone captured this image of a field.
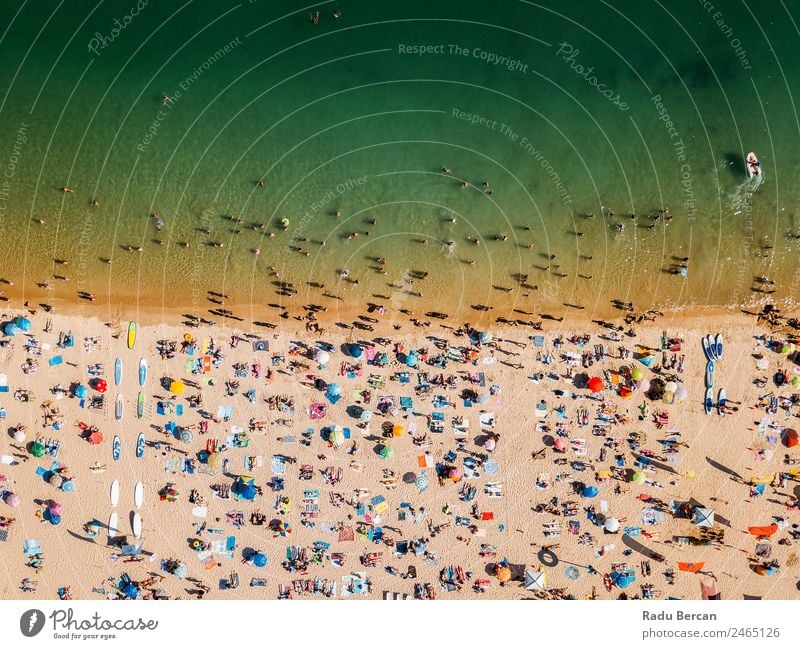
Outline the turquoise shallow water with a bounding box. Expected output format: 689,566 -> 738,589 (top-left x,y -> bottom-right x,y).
1,0 -> 799,319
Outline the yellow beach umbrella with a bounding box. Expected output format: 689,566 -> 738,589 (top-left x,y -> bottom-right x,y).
169,380 -> 186,395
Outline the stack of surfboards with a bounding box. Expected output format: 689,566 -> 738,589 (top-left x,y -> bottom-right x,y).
702,334 -> 724,415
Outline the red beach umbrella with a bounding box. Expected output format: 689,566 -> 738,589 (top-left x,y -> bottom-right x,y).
784,428 -> 798,448
587,377 -> 603,393
94,378 -> 107,393
87,430 -> 104,445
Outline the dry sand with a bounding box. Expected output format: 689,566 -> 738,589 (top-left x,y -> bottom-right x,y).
0,306 -> 797,601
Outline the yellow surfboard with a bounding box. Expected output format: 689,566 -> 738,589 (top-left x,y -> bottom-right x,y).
127,321 -> 137,349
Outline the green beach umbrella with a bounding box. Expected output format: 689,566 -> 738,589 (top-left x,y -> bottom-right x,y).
30,442 -> 46,458
631,471 -> 645,485
379,444 -> 394,460
631,367 -> 644,381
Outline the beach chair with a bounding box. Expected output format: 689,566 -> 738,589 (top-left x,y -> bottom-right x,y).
400,396 -> 413,411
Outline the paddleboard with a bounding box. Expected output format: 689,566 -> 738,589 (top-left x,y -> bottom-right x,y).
705,361 -> 715,388
114,358 -> 122,386
115,394 -> 124,420
138,358 -> 147,386
714,333 -> 723,360
127,321 -> 137,350
704,387 -> 714,415
134,481 -> 143,509
110,480 -> 120,507
702,335 -> 716,361
136,433 -> 145,459
108,512 -> 119,538
132,512 -> 142,539
717,388 -> 727,416
137,391 -> 144,419
112,436 -> 121,462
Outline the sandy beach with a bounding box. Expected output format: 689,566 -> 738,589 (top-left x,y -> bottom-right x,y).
0,301 -> 797,601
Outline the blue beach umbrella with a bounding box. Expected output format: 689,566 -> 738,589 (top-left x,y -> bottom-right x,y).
349,344 -> 363,358
3,322 -> 19,336
405,353 -> 418,367
14,317 -> 31,332
73,384 -> 88,399
326,383 -> 342,398
253,553 -> 267,567
582,485 -> 599,498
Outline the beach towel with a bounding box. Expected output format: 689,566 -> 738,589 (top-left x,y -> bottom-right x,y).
48,356 -> 63,366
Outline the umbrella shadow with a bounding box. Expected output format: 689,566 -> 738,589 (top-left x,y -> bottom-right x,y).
706,456 -> 744,482
622,535 -> 665,561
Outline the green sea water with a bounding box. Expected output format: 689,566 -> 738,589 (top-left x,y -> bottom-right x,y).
1,0 -> 799,320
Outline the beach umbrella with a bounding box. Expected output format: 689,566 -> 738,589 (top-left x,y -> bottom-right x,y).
448,467 -> 462,482
604,517 -> 620,533
693,507 -> 715,527
12,429 -> 25,443
315,350 -> 330,366
61,480 -> 75,493
328,427 -> 345,447
73,384 -> 88,399
93,378 -> 107,393
169,380 -> 185,395
587,377 -> 603,393
239,484 -> 257,501
3,492 -> 20,507
665,381 -> 678,393
48,502 -> 62,517
636,379 -> 650,393
631,471 -> 645,485
30,441 -> 46,458
476,392 -> 489,404
2,322 -> 19,336
252,552 -> 267,567
784,428 -> 799,448
662,390 -> 675,405
378,353 -> 389,366
479,331 -> 493,344
616,574 -> 633,588
326,383 -> 342,397
675,383 -> 688,402
524,570 -> 546,590
48,473 -> 64,488
379,444 -> 394,459
619,386 -> 633,399
485,437 -> 496,452
349,344 -> 363,359
392,424 -> 405,438
700,576 -> 720,600
360,409 -> 373,423
582,485 -> 599,498
206,452 -> 222,470
87,430 -> 103,445
405,353 -> 418,367
630,367 -> 644,381
415,473 -> 429,490
495,565 -> 511,583
553,438 -> 567,452
638,354 -> 655,367
173,563 -> 188,579
14,316 -> 31,332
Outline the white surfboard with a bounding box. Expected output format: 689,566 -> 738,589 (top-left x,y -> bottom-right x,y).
108,512 -> 118,538
115,394 -> 124,420
132,512 -> 142,539
134,481 -> 143,509
110,479 -> 120,507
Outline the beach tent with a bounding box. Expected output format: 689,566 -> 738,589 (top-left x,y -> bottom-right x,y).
747,523 -> 778,538
587,377 -> 603,393
677,562 -> 704,573
693,508 -> 714,528
524,570 -> 546,590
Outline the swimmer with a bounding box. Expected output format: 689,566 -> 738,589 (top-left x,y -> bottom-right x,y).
253,248 -> 261,256
311,11 -> 319,24
257,179 -> 265,188
37,218 -> 45,224
162,94 -> 171,104
442,167 -> 451,174
332,9 -> 342,19
460,181 -> 469,189
368,218 -> 376,225
179,242 -> 190,248
59,186 -> 73,193
90,198 -> 99,207
448,216 -> 457,224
